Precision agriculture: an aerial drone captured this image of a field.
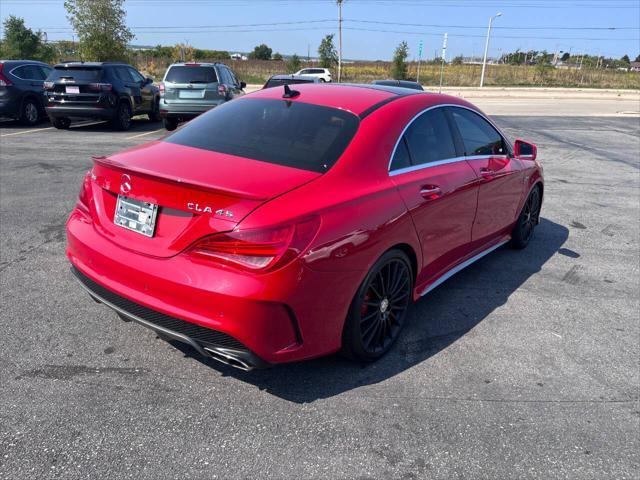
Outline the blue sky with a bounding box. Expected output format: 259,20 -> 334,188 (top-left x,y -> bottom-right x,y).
1,0 -> 639,61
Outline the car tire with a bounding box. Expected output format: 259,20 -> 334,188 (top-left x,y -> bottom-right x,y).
148,98 -> 161,122
319,78 -> 326,83
51,117 -> 71,129
163,118 -> 178,131
341,249 -> 413,362
20,98 -> 40,126
510,185 -> 542,249
112,101 -> 132,131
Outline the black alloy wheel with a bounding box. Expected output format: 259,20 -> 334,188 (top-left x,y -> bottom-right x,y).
112,102 -> 132,131
342,250 -> 413,361
511,186 -> 541,249
20,98 -> 40,126
51,117 -> 71,129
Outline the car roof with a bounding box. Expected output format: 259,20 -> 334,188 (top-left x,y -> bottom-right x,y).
169,62 -> 225,67
247,82 -> 425,117
0,59 -> 50,66
371,79 -> 424,90
52,61 -> 128,68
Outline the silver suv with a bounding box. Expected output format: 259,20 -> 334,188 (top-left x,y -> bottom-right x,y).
159,62 -> 246,130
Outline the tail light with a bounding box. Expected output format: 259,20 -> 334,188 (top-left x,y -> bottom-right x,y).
0,64 -> 12,86
188,217 -> 320,272
88,83 -> 112,92
159,82 -> 165,96
44,81 -> 54,90
217,84 -> 227,96
77,170 -> 93,211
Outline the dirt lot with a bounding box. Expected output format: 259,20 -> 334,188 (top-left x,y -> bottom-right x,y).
1,99 -> 638,479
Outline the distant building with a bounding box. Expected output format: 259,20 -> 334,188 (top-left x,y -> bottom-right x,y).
630,62 -> 640,72
230,53 -> 248,61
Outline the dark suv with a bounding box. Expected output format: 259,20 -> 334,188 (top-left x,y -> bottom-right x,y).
0,60 -> 52,125
159,62 -> 245,130
44,62 -> 160,130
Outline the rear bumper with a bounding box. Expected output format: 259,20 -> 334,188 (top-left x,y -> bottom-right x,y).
159,99 -> 221,119
46,104 -> 115,120
66,207 -> 360,366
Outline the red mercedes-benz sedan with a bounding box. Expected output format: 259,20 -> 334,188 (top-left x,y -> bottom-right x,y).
67,83 -> 542,370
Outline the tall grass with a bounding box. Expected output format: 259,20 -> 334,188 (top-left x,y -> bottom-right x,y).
132,54 -> 640,89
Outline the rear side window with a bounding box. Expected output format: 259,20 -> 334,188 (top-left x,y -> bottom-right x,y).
164,98 -> 359,172
449,107 -> 505,156
48,67 -> 103,82
390,137 -> 412,171
404,108 -> 457,166
165,66 -> 217,84
12,65 -> 46,80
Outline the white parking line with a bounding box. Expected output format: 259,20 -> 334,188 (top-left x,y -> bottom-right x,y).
1,127 -> 54,138
126,129 -> 163,140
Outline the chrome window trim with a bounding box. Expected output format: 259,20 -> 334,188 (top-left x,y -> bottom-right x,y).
387,103 -> 512,176
9,65 -> 41,81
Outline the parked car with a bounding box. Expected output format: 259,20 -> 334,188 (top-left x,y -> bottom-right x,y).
294,68 -> 332,82
0,60 -> 52,125
44,61 -> 160,130
159,62 -> 246,131
67,83 -> 542,370
263,74 -> 320,89
372,79 -> 424,90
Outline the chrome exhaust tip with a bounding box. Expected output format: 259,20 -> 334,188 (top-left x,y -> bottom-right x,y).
203,346 -> 254,371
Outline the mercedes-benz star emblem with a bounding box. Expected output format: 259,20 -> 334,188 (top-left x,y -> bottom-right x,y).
120,174 -> 132,195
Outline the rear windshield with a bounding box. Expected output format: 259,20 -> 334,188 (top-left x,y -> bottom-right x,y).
164,98 -> 359,172
48,67 -> 103,82
264,78 -> 314,89
165,66 -> 217,84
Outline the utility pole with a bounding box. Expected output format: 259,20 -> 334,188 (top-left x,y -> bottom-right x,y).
480,12 -> 502,87
307,43 -> 310,62
337,0 -> 343,83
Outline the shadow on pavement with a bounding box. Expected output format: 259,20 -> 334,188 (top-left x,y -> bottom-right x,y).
168,217 -> 569,403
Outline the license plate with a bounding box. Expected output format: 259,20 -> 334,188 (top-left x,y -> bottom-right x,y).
114,195 -> 158,237
179,89 -> 205,99
65,85 -> 80,94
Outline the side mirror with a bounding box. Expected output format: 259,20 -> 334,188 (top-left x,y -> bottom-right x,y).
514,139 -> 537,161
145,77 -> 153,84
240,81 -> 246,89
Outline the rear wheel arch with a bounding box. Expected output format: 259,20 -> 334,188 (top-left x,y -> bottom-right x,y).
386,243 -> 418,286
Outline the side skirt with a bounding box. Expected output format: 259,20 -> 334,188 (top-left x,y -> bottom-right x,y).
419,238 -> 510,297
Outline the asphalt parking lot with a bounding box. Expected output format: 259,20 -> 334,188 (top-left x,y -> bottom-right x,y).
1,112 -> 638,479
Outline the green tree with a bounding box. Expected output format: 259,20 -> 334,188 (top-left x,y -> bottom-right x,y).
451,55 -> 464,65
635,54 -> 640,62
272,52 -> 283,61
248,44 -> 272,60
286,53 -> 301,73
621,54 -> 630,64
391,41 -> 409,80
318,34 -> 338,68
0,16 -> 54,61
561,52 -> 570,62
64,0 -> 134,62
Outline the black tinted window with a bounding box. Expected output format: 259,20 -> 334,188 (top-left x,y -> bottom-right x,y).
165,98 -> 359,172
404,108 -> 457,165
390,137 -> 411,171
13,65 -> 46,80
48,67 -> 103,82
128,67 -> 145,83
450,107 -> 505,156
264,78 -> 314,88
165,66 -> 217,83
114,66 -> 133,82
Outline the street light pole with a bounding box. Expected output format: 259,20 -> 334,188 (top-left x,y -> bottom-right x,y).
480,12 -> 501,87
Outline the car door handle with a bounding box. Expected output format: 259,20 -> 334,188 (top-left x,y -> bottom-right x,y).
420,185 -> 442,199
480,167 -> 495,176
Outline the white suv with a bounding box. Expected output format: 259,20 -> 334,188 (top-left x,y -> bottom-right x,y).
294,68 -> 332,82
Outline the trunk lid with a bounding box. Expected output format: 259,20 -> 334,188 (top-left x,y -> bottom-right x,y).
162,65 -> 223,105
88,141 -> 321,258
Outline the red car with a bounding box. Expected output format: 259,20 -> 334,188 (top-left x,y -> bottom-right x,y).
67,83 -> 542,370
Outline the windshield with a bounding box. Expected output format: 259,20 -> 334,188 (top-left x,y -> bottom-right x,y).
164,98 -> 359,172
165,66 -> 217,84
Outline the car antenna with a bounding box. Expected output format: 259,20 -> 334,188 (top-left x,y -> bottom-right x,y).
282,84 -> 300,99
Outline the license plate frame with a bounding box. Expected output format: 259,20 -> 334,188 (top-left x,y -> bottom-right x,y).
114,195 -> 158,237
65,85 -> 80,94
